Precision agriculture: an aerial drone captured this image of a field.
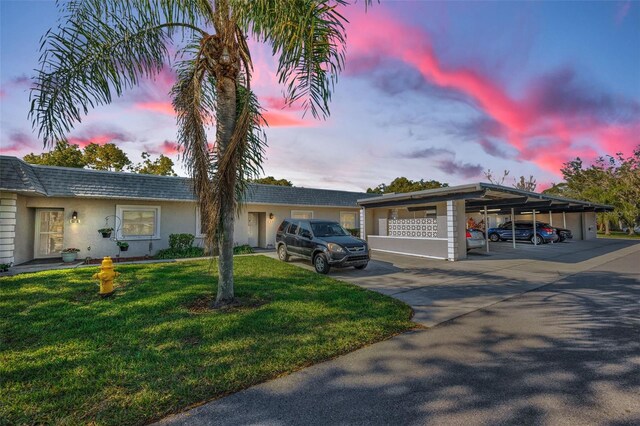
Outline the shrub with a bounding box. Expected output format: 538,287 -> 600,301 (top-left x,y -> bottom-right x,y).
169,233 -> 195,251
233,244 -> 254,255
346,228 -> 360,237
155,247 -> 205,259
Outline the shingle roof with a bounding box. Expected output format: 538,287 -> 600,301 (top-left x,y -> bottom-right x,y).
0,156 -> 374,207
0,156 -> 47,195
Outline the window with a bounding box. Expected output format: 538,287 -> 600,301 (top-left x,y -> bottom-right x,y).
287,222 -> 299,235
340,212 -> 357,229
116,205 -> 161,240
298,221 -> 312,238
277,220 -> 290,233
291,210 -> 313,219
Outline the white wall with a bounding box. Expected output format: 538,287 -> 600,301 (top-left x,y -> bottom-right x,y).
14,196 -> 361,262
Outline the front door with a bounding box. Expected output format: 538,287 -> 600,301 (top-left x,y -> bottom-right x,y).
247,213 -> 259,247
35,209 -> 64,258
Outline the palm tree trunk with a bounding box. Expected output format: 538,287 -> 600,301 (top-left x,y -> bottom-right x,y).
215,76 -> 237,303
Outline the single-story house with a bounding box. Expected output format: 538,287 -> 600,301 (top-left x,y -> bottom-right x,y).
0,155 -> 614,266
358,183 -> 613,261
0,156 -> 373,265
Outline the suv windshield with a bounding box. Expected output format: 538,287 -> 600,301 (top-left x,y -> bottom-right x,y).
311,222 -> 350,237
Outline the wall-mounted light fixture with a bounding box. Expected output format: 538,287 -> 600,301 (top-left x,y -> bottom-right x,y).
70,211 -> 80,224
269,212 -> 274,220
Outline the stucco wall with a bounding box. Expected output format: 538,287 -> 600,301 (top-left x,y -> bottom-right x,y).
13,195 -> 35,265
236,204 -> 361,249
368,235 -> 448,259
15,196 -> 360,262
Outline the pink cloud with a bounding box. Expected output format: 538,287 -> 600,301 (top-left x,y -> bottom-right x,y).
0,131 -> 38,154
134,101 -> 175,116
263,111 -> 313,127
261,95 -> 305,112
67,129 -> 131,148
345,12 -> 640,176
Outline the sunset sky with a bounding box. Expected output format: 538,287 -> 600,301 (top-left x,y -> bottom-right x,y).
1,1 -> 639,191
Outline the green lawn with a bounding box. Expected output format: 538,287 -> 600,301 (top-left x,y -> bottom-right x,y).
0,256 -> 413,425
597,231 -> 640,239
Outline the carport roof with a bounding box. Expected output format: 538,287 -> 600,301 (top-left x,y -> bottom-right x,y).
357,182 -> 614,213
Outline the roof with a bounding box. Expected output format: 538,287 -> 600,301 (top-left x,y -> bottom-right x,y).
0,156 -> 374,207
0,156 -> 47,195
358,182 -> 613,213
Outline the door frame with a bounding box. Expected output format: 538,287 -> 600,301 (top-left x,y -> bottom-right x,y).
247,212 -> 259,247
34,208 -> 65,258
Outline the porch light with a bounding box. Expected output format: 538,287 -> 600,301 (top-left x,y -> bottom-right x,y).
70,211 -> 79,223
269,213 -> 274,220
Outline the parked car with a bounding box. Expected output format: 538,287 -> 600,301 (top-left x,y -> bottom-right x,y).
487,221 -> 559,245
466,229 -> 485,251
552,226 -> 573,242
276,219 -> 370,274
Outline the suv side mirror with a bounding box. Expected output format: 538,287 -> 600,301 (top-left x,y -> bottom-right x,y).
301,230 -> 312,239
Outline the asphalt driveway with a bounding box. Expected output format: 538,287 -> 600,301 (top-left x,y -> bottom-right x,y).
285,238 -> 640,327
158,239 -> 640,425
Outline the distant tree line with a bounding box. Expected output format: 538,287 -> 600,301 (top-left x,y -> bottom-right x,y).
23,140 -> 177,176
366,177 -> 448,194
543,148 -> 640,235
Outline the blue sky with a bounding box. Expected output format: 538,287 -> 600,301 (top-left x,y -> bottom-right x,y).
1,0 -> 638,191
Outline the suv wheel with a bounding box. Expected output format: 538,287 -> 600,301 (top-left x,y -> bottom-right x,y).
530,234 -> 542,245
313,254 -> 330,274
277,244 -> 289,262
489,233 -> 500,242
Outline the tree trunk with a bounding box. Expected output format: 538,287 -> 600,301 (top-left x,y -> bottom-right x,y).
604,220 -> 610,235
215,75 -> 237,304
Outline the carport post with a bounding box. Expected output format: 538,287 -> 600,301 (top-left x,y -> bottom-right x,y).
484,206 -> 489,253
549,211 -> 553,226
533,210 -> 537,246
511,208 -> 516,249
563,211 -> 567,229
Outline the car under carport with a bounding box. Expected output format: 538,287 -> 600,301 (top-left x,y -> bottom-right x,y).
357,183 -> 613,261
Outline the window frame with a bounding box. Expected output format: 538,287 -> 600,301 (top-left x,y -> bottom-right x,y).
116,204 -> 161,240
291,210 -> 313,219
340,211 -> 357,229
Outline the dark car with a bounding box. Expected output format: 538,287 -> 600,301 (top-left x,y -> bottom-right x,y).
276,219 -> 369,274
487,221 -> 559,245
552,226 -> 573,242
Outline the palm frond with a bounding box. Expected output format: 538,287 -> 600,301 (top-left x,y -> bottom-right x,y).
171,52 -> 217,251
236,0 -> 350,119
30,1 -> 209,146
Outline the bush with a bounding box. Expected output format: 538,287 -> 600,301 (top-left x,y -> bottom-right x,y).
233,244 -> 254,255
169,233 -> 195,251
346,228 -> 360,237
155,247 -> 205,259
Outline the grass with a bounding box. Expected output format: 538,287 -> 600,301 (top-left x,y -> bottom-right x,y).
0,255 -> 413,425
597,231 -> 640,239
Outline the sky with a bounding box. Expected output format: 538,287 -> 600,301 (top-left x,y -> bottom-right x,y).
1,0 -> 639,192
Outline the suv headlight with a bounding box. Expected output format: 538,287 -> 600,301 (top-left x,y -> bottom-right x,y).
327,243 -> 345,253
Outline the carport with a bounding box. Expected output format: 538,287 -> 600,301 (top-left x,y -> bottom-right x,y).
358,183 -> 613,261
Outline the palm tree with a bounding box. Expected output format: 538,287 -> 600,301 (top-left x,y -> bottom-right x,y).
30,0 -> 365,305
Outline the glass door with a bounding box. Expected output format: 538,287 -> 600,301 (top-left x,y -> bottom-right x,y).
35,210 -> 64,258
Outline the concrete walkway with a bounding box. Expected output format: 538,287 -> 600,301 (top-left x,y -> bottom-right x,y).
158,239 -> 640,425
274,239 -> 640,327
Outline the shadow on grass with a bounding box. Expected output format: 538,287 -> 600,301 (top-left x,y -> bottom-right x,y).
159,268 -> 640,425
0,256 -> 413,425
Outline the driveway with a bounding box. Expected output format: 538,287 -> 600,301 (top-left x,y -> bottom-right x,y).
158,238 -> 640,425
283,238 -> 640,327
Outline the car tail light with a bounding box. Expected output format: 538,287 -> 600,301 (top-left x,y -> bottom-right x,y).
542,227 -> 553,233
466,230 -> 472,238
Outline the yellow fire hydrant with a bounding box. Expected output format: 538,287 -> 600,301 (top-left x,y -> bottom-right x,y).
92,256 -> 119,296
